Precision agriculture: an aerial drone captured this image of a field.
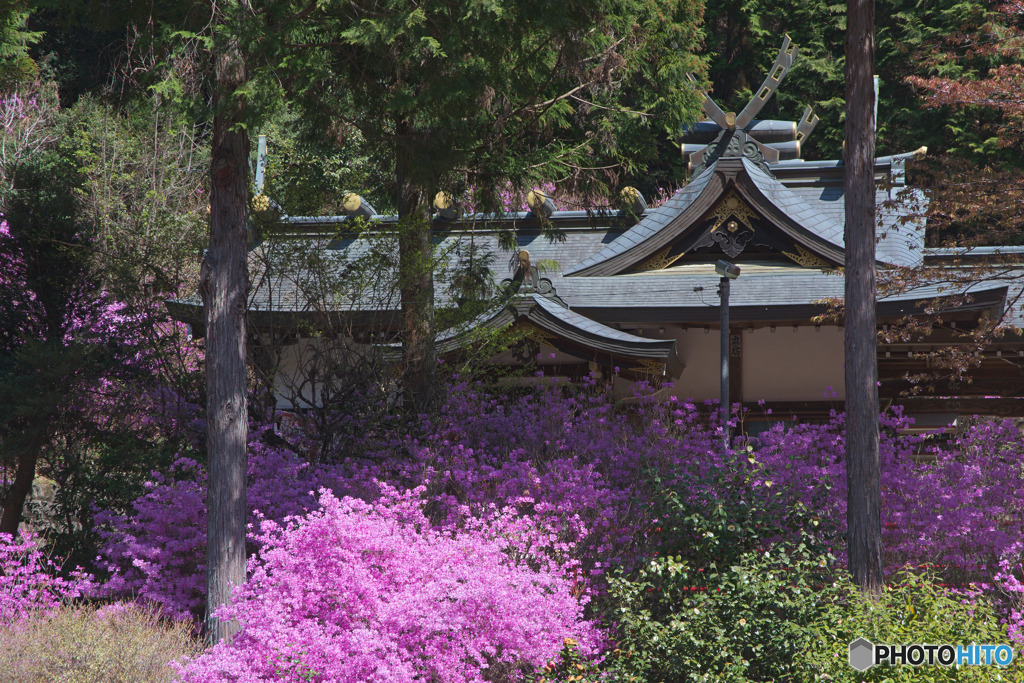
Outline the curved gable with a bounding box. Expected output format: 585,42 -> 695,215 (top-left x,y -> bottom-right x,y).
562,162 -> 722,276
564,154 -> 852,277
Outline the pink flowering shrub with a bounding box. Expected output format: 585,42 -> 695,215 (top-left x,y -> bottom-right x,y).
878,417 -> 1024,577
725,407 -> 1024,581
95,432 -> 331,620
0,532 -> 93,623
995,549 -> 1024,647
329,380 -> 724,576
98,382 -> 1024,621
95,458 -> 207,620
175,488 -> 598,683
96,381 -> 705,618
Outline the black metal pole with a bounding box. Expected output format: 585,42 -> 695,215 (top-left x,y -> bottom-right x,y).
720,276 -> 730,452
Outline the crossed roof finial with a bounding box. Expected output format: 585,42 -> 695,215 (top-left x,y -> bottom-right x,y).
682,36 -> 820,175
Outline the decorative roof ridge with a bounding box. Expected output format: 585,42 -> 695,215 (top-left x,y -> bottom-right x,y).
769,146 -> 928,172
690,128 -> 775,178
682,37 -> 820,171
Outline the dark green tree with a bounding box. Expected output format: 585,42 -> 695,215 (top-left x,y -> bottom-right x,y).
0,3 -> 40,88
700,0 -> 1018,163
257,0 -> 707,412
0,149 -> 105,537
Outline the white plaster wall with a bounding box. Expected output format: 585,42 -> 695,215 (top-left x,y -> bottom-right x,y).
272,338 -> 322,409
664,325 -> 845,403
670,328 -> 726,400
271,337 -> 387,410
267,325 -> 846,409
741,325 -> 846,402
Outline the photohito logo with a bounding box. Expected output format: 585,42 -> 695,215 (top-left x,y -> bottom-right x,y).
849,638 -> 1015,671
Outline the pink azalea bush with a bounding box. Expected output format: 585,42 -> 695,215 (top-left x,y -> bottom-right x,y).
94,379 -> 1024,650
0,532 -> 93,623
96,381 -> 684,618
879,416 -> 1024,576
174,487 -> 599,683
95,433 -> 329,620
96,385 -> 1024,618
95,457 -> 208,620
715,406 -> 1024,581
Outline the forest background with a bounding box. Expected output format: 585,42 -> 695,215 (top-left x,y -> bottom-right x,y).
1,0 -> 1024,681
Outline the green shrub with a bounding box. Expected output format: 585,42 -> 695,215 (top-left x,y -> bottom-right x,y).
643,445 -> 840,580
0,602 -> 200,683
563,456 -> 844,682
545,453 -> 1022,683
599,558 -> 1021,683
802,571 -> 1022,682
603,539 -> 843,683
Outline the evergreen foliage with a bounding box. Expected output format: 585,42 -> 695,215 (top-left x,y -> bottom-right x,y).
701,0 -> 1022,164
259,0 -> 707,211
0,5 -> 40,88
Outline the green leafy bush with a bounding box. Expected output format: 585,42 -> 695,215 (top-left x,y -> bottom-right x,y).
802,571 -> 1020,682
539,450 -> 1021,683
643,445 -> 839,573
605,540 -> 843,683
581,455 -> 846,683
598,558 -> 1020,683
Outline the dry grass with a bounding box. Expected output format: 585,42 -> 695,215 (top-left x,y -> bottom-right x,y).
0,602 -> 201,683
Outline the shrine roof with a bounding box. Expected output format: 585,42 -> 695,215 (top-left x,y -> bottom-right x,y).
544,264 -> 1012,324
562,163 -> 720,275
430,293 -> 684,377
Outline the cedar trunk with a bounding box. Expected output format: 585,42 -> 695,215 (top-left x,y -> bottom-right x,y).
0,440 -> 40,536
395,122 -> 438,413
844,0 -> 884,591
201,37 -> 250,643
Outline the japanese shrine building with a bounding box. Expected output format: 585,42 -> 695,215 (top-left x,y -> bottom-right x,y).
171,40 -> 1024,422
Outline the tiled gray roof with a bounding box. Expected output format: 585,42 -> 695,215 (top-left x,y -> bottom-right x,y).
561,155 -> 868,278
532,295 -> 669,346
562,161 -> 720,276
211,147 -> 931,316
170,256 -> 1020,342
326,230 -> 621,272
431,293 -> 680,370
548,264 -> 1010,314
876,187 -> 926,267
742,158 -> 846,251
782,184 -> 926,268
225,228 -> 625,314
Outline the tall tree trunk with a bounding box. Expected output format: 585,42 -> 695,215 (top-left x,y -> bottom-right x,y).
395,121 -> 438,413
0,346 -> 69,537
200,15 -> 250,643
844,0 -> 883,592
0,440 -> 40,536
